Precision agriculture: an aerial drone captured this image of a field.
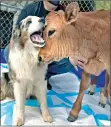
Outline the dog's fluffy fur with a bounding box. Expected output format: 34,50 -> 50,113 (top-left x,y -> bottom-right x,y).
1,73 -> 14,100
1,16 -> 52,125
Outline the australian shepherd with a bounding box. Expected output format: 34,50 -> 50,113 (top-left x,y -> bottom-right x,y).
1,16 -> 52,126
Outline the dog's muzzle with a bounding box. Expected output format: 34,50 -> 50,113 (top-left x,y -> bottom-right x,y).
30,29 -> 45,47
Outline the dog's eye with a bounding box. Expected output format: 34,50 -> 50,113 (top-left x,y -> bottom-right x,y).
48,30 -> 56,37
27,20 -> 32,25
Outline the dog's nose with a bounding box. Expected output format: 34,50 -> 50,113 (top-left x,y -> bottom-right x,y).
39,17 -> 45,24
38,56 -> 42,62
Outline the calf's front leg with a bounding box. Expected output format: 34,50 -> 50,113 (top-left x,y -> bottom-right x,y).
67,70 -> 90,122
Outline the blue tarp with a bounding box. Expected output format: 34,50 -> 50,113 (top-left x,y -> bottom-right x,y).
1,72 -> 110,126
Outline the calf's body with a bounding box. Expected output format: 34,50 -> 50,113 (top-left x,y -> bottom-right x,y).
39,2 -> 110,122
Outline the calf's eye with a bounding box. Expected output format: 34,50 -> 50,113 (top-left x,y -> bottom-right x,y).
48,30 -> 56,36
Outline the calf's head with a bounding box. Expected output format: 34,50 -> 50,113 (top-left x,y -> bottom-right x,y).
39,2 -> 80,63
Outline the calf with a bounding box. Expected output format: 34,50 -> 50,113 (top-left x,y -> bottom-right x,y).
39,2 -> 110,122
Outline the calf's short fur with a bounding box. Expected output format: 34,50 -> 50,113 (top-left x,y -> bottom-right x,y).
39,2 -> 110,122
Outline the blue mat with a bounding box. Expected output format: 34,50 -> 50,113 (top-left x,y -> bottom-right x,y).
1,71 -> 110,126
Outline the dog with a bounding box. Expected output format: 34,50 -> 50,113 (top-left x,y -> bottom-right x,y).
1,16 -> 52,126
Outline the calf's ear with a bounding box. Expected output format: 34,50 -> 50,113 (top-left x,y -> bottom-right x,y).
65,2 -> 80,24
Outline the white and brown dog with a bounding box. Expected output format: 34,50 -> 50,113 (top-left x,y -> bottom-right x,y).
5,16 -> 52,125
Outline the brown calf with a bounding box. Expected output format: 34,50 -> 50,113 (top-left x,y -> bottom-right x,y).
39,2 -> 110,122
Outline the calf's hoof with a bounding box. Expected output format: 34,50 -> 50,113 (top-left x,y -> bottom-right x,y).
98,102 -> 106,108
88,84 -> 96,95
67,114 -> 78,122
88,91 -> 94,95
98,91 -> 107,108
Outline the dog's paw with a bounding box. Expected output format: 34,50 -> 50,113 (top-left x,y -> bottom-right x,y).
43,114 -> 52,123
15,117 -> 24,126
14,111 -> 24,126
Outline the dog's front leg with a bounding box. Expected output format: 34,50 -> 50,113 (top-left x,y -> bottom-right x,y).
13,82 -> 25,126
34,81 -> 52,123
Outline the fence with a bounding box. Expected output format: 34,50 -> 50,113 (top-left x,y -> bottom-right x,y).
0,0 -> 110,49
0,1 -> 31,48
60,0 -> 110,10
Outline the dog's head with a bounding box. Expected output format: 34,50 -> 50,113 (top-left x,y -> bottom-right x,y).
12,16 -> 45,48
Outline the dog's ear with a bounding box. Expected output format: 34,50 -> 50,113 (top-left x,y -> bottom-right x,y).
65,2 -> 80,24
12,25 -> 21,40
